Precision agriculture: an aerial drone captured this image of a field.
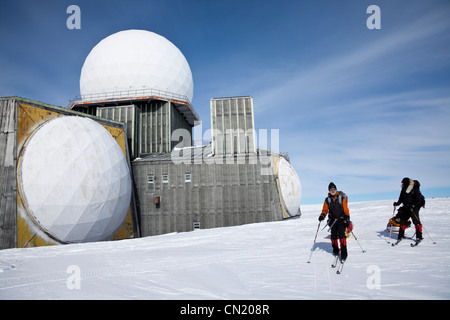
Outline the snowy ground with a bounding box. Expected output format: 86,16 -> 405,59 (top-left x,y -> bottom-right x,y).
0,198 -> 449,300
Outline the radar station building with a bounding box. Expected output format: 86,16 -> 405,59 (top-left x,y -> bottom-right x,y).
0,30 -> 302,249
71,95 -> 301,237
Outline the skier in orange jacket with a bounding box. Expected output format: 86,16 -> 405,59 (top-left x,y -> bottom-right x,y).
318,182 -> 350,261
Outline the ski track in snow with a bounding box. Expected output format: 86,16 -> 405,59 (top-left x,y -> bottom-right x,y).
0,198 -> 449,299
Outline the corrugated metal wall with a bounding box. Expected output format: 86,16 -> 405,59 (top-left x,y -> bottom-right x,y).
139,100 -> 192,156
0,99 -> 17,249
72,100 -> 194,159
132,155 -> 282,237
210,96 -> 256,155
139,100 -> 170,154
97,105 -> 139,159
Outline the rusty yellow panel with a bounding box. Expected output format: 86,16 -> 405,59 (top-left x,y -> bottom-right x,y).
17,195 -> 58,248
112,208 -> 135,240
101,123 -> 134,240
16,103 -> 136,247
17,103 -> 62,151
102,125 -> 127,155
271,156 -> 280,176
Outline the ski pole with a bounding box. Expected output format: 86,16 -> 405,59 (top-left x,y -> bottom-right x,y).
410,209 -> 436,244
350,231 -> 366,253
307,221 -> 322,263
327,218 -> 337,232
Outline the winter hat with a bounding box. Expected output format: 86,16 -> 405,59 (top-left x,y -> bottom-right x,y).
401,177 -> 415,193
401,177 -> 410,188
328,182 -> 337,191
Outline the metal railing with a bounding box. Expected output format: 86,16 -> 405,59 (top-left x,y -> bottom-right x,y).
69,87 -> 191,107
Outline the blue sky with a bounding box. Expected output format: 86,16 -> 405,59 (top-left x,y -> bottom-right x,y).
1,0 -> 449,204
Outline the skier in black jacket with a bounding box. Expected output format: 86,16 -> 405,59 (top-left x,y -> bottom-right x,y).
393,177 -> 423,241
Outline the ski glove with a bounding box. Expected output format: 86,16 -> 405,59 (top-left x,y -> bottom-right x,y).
318,215 -> 325,221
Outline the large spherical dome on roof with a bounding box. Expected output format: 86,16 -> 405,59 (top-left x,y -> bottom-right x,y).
80,30 -> 193,104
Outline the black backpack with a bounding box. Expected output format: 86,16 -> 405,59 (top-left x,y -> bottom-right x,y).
326,191 -> 348,220
414,180 -> 426,208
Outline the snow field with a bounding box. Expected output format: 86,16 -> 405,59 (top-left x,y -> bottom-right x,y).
0,198 -> 449,300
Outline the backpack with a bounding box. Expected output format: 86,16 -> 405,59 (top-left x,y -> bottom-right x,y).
413,180 -> 426,208
326,191 -> 347,207
326,191 -> 351,232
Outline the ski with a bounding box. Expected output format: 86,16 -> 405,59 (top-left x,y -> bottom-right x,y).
336,259 -> 345,274
410,239 -> 422,247
391,239 -> 402,246
331,255 -> 339,268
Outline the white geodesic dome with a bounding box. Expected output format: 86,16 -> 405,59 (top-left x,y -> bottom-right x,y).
80,29 -> 194,103
278,157 -> 302,216
18,116 -> 132,243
